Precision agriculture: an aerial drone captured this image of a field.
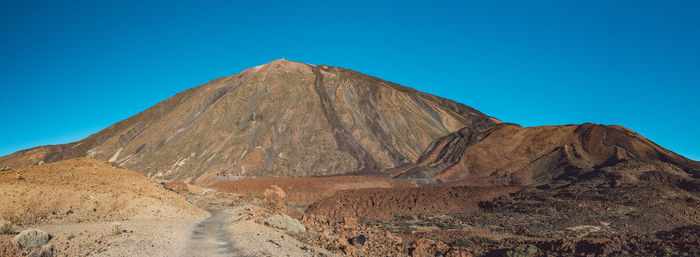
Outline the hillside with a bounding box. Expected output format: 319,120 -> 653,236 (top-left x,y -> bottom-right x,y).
0,158 -> 205,225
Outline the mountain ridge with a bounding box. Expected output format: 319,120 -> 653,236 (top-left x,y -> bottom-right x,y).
394,122 -> 700,185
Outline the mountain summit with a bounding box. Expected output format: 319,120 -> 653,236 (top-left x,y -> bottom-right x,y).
0,59 -> 497,183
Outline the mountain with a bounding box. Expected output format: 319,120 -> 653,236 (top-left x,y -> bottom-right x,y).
0,59 -> 497,183
3,59 -> 697,188
394,122 -> 700,185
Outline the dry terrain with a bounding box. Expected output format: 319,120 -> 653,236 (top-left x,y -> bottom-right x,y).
19,219 -> 197,257
306,185 -> 522,221
0,158 -> 207,256
0,158 -> 205,225
1,157 -> 698,256
210,175 -> 415,205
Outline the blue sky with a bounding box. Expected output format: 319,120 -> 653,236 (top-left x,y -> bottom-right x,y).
1,1 -> 698,160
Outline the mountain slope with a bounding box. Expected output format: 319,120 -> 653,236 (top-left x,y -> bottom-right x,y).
0,59 -> 497,183
394,122 -> 700,185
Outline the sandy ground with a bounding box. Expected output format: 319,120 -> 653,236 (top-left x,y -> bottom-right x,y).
27,219 -> 197,257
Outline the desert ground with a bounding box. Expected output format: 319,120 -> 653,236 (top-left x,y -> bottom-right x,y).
2,158 -> 698,257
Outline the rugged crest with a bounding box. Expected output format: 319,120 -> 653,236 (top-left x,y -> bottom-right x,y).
395,122 -> 700,185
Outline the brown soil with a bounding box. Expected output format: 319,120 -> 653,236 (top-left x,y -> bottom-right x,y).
305,185 -> 522,222
0,158 -> 206,225
210,176 -> 416,205
0,235 -> 20,257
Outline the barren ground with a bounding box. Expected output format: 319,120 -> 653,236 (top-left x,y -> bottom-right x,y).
210,175 -> 416,205
0,158 -> 205,225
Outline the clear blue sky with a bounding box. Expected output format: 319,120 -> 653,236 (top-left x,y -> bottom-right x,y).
1,1 -> 698,160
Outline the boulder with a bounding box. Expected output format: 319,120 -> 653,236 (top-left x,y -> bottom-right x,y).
12,229 -> 51,249
264,214 -> 306,233
350,235 -> 367,246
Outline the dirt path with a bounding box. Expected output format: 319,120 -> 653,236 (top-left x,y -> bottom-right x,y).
179,209 -> 243,257
179,206 -> 339,257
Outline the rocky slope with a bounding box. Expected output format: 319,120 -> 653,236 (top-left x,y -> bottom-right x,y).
0,59 -> 496,183
393,123 -> 700,185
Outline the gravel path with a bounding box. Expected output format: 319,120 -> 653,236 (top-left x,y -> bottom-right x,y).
178,206 -> 339,257
179,209 -> 243,257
